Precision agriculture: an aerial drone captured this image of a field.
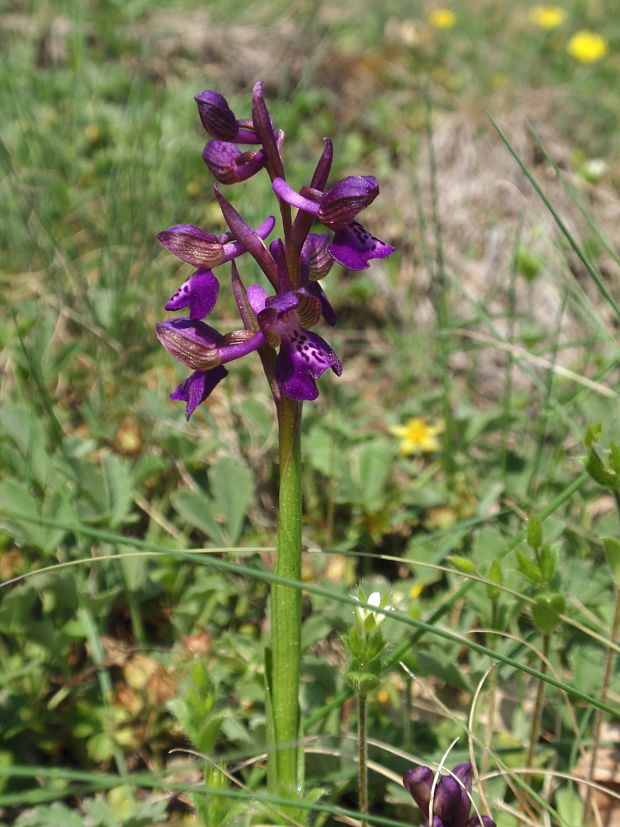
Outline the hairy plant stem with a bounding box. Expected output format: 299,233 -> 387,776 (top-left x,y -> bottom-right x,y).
268,393 -> 303,813
525,633 -> 550,783
584,523 -> 620,819
358,692 -> 369,827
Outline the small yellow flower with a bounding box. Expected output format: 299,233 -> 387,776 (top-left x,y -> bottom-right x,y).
429,8 -> 457,28
377,688 -> 390,704
390,417 -> 444,456
528,5 -> 566,30
567,30 -> 608,63
409,583 -> 424,599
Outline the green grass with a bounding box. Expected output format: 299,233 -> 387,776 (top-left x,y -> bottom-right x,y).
1,0 -> 620,824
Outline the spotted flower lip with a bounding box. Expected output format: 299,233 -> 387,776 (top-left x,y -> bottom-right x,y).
403,763 -> 496,827
195,90 -> 258,144
170,367 -> 228,420
249,286 -> 342,401
202,140 -> 266,184
273,177 -> 395,271
157,216 -> 275,269
165,268 -> 219,319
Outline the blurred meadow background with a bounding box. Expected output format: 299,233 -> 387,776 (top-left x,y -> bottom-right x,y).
2,0 -> 620,824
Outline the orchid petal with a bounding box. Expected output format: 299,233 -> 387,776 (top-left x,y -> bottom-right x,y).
158,224 -> 225,268
246,284 -> 268,315
318,176 -> 379,229
165,269 -> 219,319
329,221 -> 395,270
170,367 -> 228,420
301,233 -> 334,281
276,330 -> 342,401
305,281 -> 337,326
202,140 -> 266,184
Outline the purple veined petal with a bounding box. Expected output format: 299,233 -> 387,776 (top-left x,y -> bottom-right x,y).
276,329 -> 342,402
301,233 -> 334,281
272,178 -> 321,215
246,284 -> 268,315
170,367 -> 228,420
318,175 -> 379,229
157,318 -> 266,371
165,269 -> 219,319
306,281 -> 337,326
329,221 -> 395,270
202,140 -> 266,184
158,224 -> 225,268
195,91 -> 238,140
156,318 -> 223,371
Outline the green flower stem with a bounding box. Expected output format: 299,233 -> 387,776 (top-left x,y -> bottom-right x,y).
269,393 -> 303,808
584,574 -> 620,818
525,633 -> 550,782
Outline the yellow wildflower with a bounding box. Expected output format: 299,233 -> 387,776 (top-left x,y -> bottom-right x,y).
429,8 -> 457,29
567,30 -> 608,63
409,582 -> 424,599
390,417 -> 444,456
528,5 -> 566,30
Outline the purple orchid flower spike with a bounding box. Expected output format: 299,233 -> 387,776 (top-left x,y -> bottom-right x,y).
403,763 -> 496,827
248,285 -> 342,401
195,90 -> 258,144
202,140 -> 267,184
273,176 -> 395,271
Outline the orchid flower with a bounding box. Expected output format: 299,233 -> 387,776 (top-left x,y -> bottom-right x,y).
249,285 -> 342,401
403,763 -> 496,827
273,175 -> 395,270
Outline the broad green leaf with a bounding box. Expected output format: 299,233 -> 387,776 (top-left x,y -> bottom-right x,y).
355,439 -> 393,511
171,489 -> 225,545
603,536 -> 620,583
101,453 -> 135,528
531,593 -> 565,634
211,456 -> 254,545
